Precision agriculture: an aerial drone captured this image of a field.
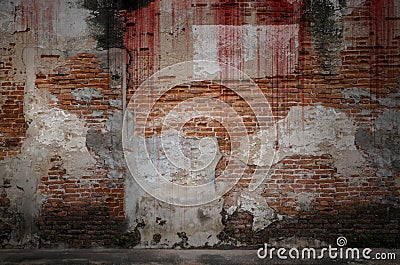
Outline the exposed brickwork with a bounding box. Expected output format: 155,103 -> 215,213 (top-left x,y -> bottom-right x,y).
221,155 -> 400,247
0,43 -> 26,160
34,54 -> 126,247
36,155 -> 125,247
35,53 -> 120,125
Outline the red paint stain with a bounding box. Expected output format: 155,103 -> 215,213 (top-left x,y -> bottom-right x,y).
170,0 -> 191,55
370,0 -> 395,47
124,1 -> 160,93
20,0 -> 58,49
368,0 -> 396,144
217,26 -> 245,75
214,1 -> 245,26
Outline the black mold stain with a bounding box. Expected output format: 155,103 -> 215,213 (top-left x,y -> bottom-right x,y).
115,227 -> 141,248
82,0 -> 152,49
152,233 -> 161,244
172,232 -> 189,249
304,0 -> 345,75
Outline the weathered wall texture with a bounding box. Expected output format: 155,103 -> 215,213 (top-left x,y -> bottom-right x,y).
0,0 -> 399,249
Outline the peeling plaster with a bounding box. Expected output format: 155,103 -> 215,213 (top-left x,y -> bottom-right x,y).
237,105 -> 366,177
133,194 -> 224,248
342,87 -> 370,104
342,83 -> 400,108
238,192 -> 282,232
124,133 -> 225,247
125,134 -> 221,186
86,111 -> 125,179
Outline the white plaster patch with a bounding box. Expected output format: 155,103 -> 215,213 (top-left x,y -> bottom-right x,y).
57,1 -> 93,39
32,108 -> 86,149
277,105 -> 365,176
235,130 -> 275,167
71,88 -> 103,102
193,24 -> 299,78
238,192 -> 282,232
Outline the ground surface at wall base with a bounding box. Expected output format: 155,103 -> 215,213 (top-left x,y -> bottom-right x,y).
0,249 -> 399,265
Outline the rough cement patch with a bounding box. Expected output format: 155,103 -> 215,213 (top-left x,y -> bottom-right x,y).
342,83 -> 400,108
86,111 -> 124,177
124,133 -> 225,247
342,87 -> 370,103
57,1 -> 93,38
296,192 -> 315,212
236,130 -> 275,167
0,0 -> 17,35
378,79 -> 400,107
27,107 -> 96,176
109,99 -> 122,108
356,110 -> 400,178
124,134 -> 222,205
71,88 -> 103,102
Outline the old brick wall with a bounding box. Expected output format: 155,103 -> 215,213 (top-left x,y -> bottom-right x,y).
0,42 -> 25,160
0,0 -> 399,249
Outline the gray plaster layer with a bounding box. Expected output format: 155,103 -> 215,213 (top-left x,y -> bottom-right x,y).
124,134 -> 224,206
356,110 -> 400,179
126,134 -> 221,186
124,133 -> 226,247
342,83 -> 400,108
71,88 -> 103,103
342,87 -> 371,104
86,111 -> 125,179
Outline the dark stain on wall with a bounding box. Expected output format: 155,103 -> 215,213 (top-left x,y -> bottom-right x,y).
82,0 -> 152,49
0,189 -> 24,248
305,0 -> 345,75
